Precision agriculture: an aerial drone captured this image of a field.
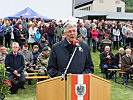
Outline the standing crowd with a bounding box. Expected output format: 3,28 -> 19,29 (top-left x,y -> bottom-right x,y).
1,16 -> 133,93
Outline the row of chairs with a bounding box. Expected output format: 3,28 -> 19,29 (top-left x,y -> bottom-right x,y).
107,69 -> 133,88
25,70 -> 50,80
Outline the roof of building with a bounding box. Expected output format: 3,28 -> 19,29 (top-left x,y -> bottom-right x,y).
75,0 -> 93,8
75,0 -> 125,8
74,10 -> 133,20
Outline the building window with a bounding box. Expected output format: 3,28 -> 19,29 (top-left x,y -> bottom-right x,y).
117,7 -> 121,12
89,6 -> 90,11
99,0 -> 103,3
86,7 -> 88,11
80,7 -> 90,11
115,0 -> 120,4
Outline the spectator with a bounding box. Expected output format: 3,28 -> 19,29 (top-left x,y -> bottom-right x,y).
129,25 -> 133,48
77,20 -> 81,35
99,33 -> 112,53
54,23 -> 64,42
13,19 -> 24,42
23,18 -> 28,39
99,46 -> 118,79
4,21 -> 12,49
28,23 -> 37,49
32,45 -> 40,69
113,25 -> 120,50
126,25 -> 131,47
20,16 -> 24,23
122,23 -> 128,49
37,47 -> 50,76
5,42 -> 25,94
77,34 -> 83,41
104,25 -> 110,36
21,44 -> 34,73
121,48 -> 133,74
34,29 -> 41,45
79,23 -> 87,43
0,45 -> 7,65
97,25 -> 104,51
0,19 -> 5,45
91,27 -> 98,52
108,21 -> 112,29
16,24 -> 26,49
115,47 -> 125,69
51,19 -> 57,27
47,22 -> 55,48
38,35 -> 49,52
38,22 -> 47,35
27,18 -> 32,27
117,22 -> 122,46
12,18 -> 17,25
22,44 -> 34,85
86,24 -> 92,51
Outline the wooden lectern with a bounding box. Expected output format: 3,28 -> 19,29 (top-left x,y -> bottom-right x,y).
37,74 -> 111,100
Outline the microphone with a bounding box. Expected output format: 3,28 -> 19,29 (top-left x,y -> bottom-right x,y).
73,40 -> 83,52
73,40 -> 79,47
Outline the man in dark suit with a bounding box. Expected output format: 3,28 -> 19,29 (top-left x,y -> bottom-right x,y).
115,47 -> 125,69
5,42 -> 25,94
121,48 -> 133,74
99,46 -> 118,79
47,22 -> 94,78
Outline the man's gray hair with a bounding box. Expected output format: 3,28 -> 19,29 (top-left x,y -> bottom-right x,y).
105,46 -> 110,50
119,47 -> 124,52
126,48 -> 131,53
63,22 -> 77,33
12,42 -> 19,47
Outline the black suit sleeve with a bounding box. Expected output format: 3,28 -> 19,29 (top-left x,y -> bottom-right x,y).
82,45 -> 94,74
17,55 -> 25,73
47,47 -> 62,78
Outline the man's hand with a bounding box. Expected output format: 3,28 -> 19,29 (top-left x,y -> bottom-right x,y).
106,55 -> 111,59
131,65 -> 133,68
26,66 -> 30,69
13,70 -> 21,77
13,70 -> 18,75
16,73 -> 21,77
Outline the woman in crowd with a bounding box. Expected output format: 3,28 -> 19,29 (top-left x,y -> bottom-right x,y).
91,27 -> 98,52
28,23 -> 37,49
113,25 -> 120,50
126,25 -> 131,47
97,25 -> 104,51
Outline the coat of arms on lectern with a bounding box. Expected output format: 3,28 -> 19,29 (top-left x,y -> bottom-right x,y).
75,84 -> 86,96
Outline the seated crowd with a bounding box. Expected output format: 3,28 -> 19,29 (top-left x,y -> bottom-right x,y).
100,46 -> 133,79
1,16 -> 133,94
0,42 -> 50,94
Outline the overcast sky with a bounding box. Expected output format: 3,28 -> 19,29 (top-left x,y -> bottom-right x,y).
0,0 -> 73,19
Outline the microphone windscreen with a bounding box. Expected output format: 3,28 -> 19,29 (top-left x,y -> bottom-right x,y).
73,40 -> 79,46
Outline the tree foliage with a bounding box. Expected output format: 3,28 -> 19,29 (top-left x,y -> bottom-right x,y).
123,0 -> 133,12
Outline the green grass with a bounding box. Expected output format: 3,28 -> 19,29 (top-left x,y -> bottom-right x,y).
4,49 -> 133,100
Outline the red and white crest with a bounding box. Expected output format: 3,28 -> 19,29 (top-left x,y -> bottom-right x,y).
72,74 -> 89,100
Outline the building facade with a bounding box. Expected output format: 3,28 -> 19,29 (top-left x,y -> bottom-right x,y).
75,0 -> 125,13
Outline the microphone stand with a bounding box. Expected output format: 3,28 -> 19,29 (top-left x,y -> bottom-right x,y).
61,47 -> 78,81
